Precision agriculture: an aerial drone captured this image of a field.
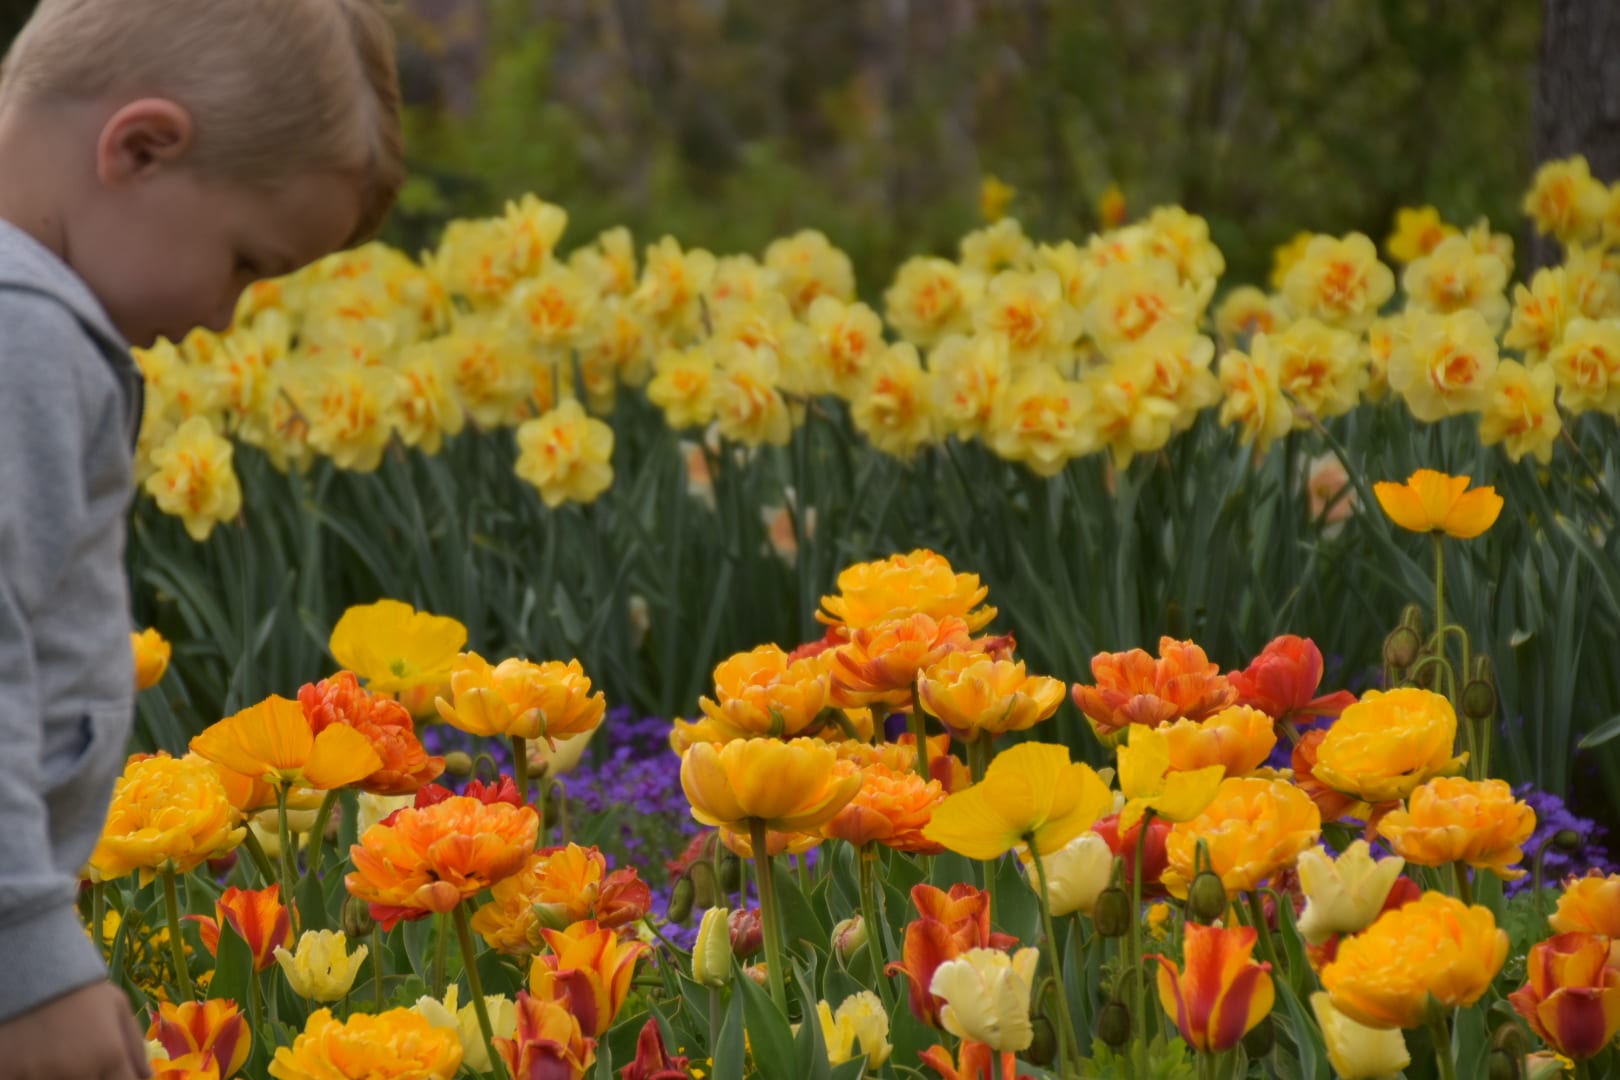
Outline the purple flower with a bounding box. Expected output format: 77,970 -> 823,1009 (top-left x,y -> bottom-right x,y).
1509,784 -> 1618,894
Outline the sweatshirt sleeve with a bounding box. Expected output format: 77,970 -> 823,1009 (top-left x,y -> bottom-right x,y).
0,295 -> 113,1020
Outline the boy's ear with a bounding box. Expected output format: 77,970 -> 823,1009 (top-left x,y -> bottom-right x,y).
95,99 -> 195,187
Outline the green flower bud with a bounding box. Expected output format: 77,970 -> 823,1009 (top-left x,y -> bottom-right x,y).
1382,626 -> 1421,669
1486,1048 -> 1522,1080
1024,1014 -> 1057,1066
719,850 -> 742,892
1461,679 -> 1497,721
1187,870 -> 1227,924
1554,828 -> 1585,855
1094,887 -> 1131,938
1096,1000 -> 1132,1049
668,875 -> 696,923
831,916 -> 867,961
341,893 -> 375,940
443,751 -> 473,778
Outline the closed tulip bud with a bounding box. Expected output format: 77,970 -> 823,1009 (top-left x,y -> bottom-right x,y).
1187,869 -> 1228,924
529,901 -> 574,933
668,875 -> 696,923
693,907 -> 733,988
1096,1000 -> 1132,1049
443,751 -> 473,777
1242,1015 -> 1275,1058
728,908 -> 764,958
341,894 -> 375,940
1382,626 -> 1421,669
832,915 -> 867,961
1025,1014 -> 1058,1066
1094,886 -> 1131,937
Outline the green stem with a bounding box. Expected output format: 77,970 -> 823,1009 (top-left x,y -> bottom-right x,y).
432,912 -> 448,999
511,735 -> 531,811
1129,811 -> 1153,1077
709,985 -> 725,1058
857,847 -> 894,1011
161,869 -> 195,1003
796,853 -> 811,896
968,735 -> 993,784
240,826 -> 278,886
1432,533 -> 1445,661
248,968 -> 263,1038
1427,1008 -> 1458,1080
1573,1060 -> 1591,1080
748,818 -> 790,1013
1453,862 -> 1474,907
1029,841 -> 1081,1075
305,789 -> 339,879
909,681 -> 931,782
453,903 -> 509,1080
274,785 -> 299,934
372,923 -> 385,1007
1245,891 -> 1282,975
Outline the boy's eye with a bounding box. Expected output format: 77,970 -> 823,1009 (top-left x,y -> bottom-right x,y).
236,257 -> 261,278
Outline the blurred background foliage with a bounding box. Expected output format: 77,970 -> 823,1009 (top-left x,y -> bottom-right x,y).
387,0 -> 1541,292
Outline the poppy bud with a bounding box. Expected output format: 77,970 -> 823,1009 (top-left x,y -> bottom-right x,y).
1461,679 -> 1497,721
1094,886 -> 1131,938
667,875 -> 695,923
1553,828 -> 1585,854
719,851 -> 742,892
443,751 -> 473,778
1187,870 -> 1227,924
1487,1048 -> 1522,1080
1096,1000 -> 1132,1049
342,893 -> 375,940
1025,1014 -> 1057,1066
1399,603 -> 1425,635
1383,626 -> 1421,669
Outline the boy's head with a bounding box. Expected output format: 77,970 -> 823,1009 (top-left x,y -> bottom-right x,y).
0,0 -> 404,346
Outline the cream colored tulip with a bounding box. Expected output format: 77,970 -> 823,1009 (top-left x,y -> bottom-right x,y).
929,947 -> 1039,1052
1028,832 -> 1114,917
1311,992 -> 1410,1079
274,930 -> 368,1003
413,985 -> 518,1074
1296,841 -> 1405,946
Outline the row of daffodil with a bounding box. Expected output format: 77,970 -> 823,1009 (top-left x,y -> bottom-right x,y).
106,466 -> 1618,1078
134,155 -> 1620,542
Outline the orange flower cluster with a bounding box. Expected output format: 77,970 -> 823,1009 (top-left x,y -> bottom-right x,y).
822,763 -> 947,852
298,671 -> 444,795
472,843 -> 651,954
1071,637 -> 1236,742
831,613 -> 975,708
818,549 -> 996,632
346,795 -> 540,929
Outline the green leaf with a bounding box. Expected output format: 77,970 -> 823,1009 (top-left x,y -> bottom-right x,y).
1579,712 -> 1620,750
772,859 -> 830,952
736,956 -> 797,1073
296,870 -> 330,934
712,972 -> 747,1080
209,918 -> 256,1006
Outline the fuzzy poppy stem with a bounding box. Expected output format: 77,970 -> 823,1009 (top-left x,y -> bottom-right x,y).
305,789 -> 339,879
240,826 -> 278,886
748,818 -> 790,1013
1129,810 -> 1153,1073
1029,841 -> 1081,1075
453,902 -> 509,1080
160,869 -> 195,1004
909,681 -> 932,783
857,847 -> 893,1012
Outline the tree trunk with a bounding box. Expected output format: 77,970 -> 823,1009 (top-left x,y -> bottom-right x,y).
1531,0 -> 1620,267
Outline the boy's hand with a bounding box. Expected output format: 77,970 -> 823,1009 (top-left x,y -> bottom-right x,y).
0,981 -> 153,1079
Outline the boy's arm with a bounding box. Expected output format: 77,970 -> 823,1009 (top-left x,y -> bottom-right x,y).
0,297 -> 116,1021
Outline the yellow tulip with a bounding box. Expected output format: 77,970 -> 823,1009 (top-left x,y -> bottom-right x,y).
928,947 -> 1040,1052
817,991 -> 892,1069
132,628 -> 172,691
274,930 -> 368,1003
917,652 -> 1066,740
1311,991 -> 1412,1079
269,1008 -> 462,1080
1312,688 -> 1466,804
1024,832 -> 1114,918
328,599 -> 467,694
923,742 -> 1111,860
190,695 -> 382,791
1162,777 -> 1321,899
1295,841 -> 1406,946
90,752 -> 245,884
681,738 -> 863,832
1372,469 -> 1503,539
1378,777 -> 1536,880
692,908 -> 733,988
1115,726 -> 1225,832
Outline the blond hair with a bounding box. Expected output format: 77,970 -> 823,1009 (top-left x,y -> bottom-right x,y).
1,0 -> 404,243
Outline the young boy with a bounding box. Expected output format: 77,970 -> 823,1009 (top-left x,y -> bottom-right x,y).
0,2 -> 403,1075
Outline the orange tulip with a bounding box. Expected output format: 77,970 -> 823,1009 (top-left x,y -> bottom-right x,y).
148,999 -> 251,1079
718,824 -> 823,859
435,653 -> 606,742
1378,777 -> 1536,880
918,1041 -> 1025,1080
1508,933 -> 1620,1060
1071,637 -> 1237,743
132,627 -> 172,691
528,919 -> 649,1037
680,737 -> 862,832
830,614 -> 975,707
1161,705 -> 1278,777
150,1054 -> 222,1080
269,1007 -> 462,1080
696,644 -> 830,739
1153,923 -> 1275,1052
1162,777 -> 1322,899
818,548 -> 997,632
1373,468 -> 1503,539
837,734 -> 971,792
187,884 -> 292,973
1228,635 -> 1356,726
1552,873 -> 1620,936
345,796 -> 540,930
885,884 -> 1019,1026
917,651 -> 1066,740
822,763 -> 947,852
190,695 -> 381,791
472,844 -> 650,954
495,991 -> 596,1080
298,671 -> 445,795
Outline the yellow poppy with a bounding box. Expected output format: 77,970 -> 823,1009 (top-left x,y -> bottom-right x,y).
190,695 -> 381,791
1372,469 -> 1503,539
1116,726 -> 1225,831
328,599 -> 467,694
922,742 -> 1112,860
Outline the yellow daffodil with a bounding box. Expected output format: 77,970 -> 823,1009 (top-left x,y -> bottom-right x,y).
922,741 -> 1111,860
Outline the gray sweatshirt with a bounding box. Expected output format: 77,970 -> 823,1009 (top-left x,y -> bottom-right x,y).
0,218 -> 142,1020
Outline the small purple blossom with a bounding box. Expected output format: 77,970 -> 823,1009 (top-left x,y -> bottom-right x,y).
1510,784 -> 1618,895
